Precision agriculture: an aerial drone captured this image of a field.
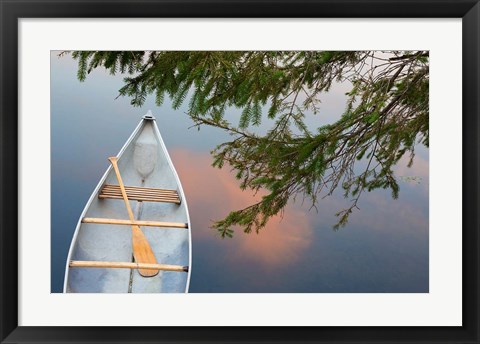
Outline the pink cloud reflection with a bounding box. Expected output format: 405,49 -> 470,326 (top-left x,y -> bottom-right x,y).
170,148 -> 313,266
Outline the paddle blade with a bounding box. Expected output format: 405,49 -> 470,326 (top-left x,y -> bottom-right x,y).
131,225 -> 159,277
108,157 -> 159,278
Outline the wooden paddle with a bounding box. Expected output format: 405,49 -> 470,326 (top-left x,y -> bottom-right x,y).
108,157 -> 159,277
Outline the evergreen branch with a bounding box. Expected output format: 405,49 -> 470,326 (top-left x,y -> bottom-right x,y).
68,50 -> 429,236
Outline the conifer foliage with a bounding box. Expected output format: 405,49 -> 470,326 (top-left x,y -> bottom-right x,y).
70,51 -> 429,237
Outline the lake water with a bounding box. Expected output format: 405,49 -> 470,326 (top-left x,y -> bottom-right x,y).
51,52 -> 429,293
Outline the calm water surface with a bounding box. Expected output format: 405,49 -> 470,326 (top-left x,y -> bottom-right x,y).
51,52 -> 429,293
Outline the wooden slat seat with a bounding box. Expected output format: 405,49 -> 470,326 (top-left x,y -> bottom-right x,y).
99,184 -> 181,204
69,260 -> 189,272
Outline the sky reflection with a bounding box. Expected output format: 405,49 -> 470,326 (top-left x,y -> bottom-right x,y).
51,52 -> 429,293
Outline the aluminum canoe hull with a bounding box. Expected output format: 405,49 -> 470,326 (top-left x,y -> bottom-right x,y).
64,112 -> 191,293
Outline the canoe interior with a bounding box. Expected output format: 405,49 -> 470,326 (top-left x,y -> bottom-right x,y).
65,118 -> 190,293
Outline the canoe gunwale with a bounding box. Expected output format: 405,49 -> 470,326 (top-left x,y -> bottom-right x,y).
150,116 -> 192,292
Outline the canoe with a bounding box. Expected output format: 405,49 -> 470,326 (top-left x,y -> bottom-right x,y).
64,111 -> 191,293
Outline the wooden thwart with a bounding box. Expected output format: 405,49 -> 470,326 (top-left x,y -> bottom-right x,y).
69,260 -> 188,272
82,217 -> 188,228
99,184 -> 180,204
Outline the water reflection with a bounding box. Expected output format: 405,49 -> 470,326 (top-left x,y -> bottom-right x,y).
51,52 -> 429,293
171,149 -> 314,267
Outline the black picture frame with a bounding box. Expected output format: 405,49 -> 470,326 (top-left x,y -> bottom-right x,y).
1,1 -> 478,343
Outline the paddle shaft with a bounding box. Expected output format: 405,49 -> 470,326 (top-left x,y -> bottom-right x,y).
108,158 -> 136,221
108,157 -> 159,277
